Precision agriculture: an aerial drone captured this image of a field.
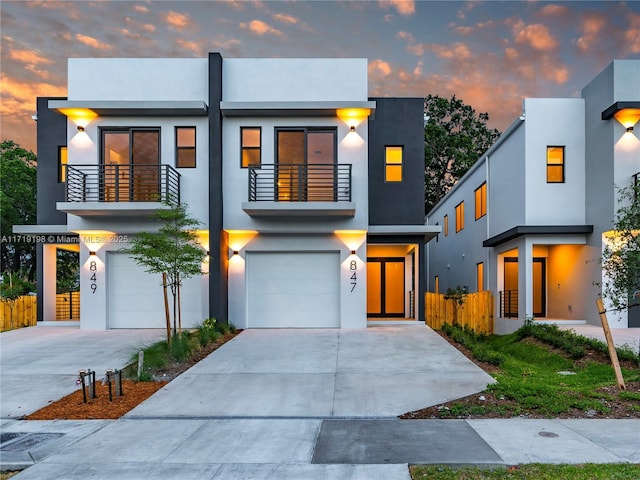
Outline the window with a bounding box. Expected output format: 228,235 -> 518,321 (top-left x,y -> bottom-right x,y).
176,127 -> 196,168
58,146 -> 68,183
276,128 -> 336,201
475,182 -> 486,220
434,275 -> 439,294
241,127 -> 261,168
385,146 -> 403,182
455,201 -> 464,232
443,215 -> 449,236
101,128 -> 160,201
546,146 -> 565,183
477,262 -> 484,292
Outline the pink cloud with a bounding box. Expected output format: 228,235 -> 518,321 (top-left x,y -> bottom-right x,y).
176,38 -> 201,55
75,33 -> 112,51
133,5 -> 149,13
239,19 -> 284,37
9,49 -> 53,65
512,20 -> 558,52
576,14 -> 606,51
368,59 -> 392,76
379,0 -> 415,16
272,13 -> 298,25
164,10 -> 192,30
623,12 -> 640,54
540,4 -> 569,16
429,42 -> 472,60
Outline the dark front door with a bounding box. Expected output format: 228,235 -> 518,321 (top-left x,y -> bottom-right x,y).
367,258 -> 405,317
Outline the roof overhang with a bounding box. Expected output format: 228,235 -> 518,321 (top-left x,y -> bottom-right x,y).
601,101 -> 640,120
49,100 -> 208,117
221,101 -> 376,117
483,225 -> 594,247
368,224 -> 441,242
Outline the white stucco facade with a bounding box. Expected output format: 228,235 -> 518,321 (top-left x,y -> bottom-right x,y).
427,60 -> 639,332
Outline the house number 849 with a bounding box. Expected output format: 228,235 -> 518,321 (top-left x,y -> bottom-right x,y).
89,260 -> 97,293
350,260 -> 357,292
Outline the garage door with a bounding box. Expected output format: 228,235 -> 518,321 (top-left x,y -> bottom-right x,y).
107,253 -> 200,328
246,252 -> 340,328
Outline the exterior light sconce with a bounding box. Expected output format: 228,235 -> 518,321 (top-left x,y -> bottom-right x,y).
349,125 -> 356,133
351,250 -> 356,255
89,251 -> 96,256
77,125 -> 85,133
230,250 -> 239,259
206,251 -> 210,256
627,126 -> 634,133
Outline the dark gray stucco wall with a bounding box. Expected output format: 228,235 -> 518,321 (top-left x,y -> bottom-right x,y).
208,52 -> 228,324
36,97 -> 67,225
367,97 -> 425,225
36,97 -> 68,321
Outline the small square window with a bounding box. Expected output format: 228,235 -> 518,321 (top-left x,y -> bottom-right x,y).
241,127 -> 261,168
546,146 -> 564,183
385,146 -> 403,182
176,127 -> 196,168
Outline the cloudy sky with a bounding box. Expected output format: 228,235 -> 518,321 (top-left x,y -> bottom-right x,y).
1,0 -> 639,153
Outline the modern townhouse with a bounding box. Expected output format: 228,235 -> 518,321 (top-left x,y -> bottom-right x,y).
16,53 -> 438,330
426,59 -> 639,332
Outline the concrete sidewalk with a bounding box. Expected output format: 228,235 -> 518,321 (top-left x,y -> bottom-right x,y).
559,324 -> 640,351
1,324 -> 638,478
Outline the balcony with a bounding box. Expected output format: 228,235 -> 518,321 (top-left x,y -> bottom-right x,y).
58,164 -> 180,217
242,164 -> 355,217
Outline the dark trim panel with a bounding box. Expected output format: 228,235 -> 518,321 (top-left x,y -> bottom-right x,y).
601,101 -> 640,120
483,225 -> 594,247
208,52 -> 228,324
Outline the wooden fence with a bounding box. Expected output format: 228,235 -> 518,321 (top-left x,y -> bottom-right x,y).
425,291 -> 494,335
1,295 -> 37,332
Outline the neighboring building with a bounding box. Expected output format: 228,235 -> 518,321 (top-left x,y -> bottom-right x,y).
426,59 -> 639,332
15,53 -> 438,329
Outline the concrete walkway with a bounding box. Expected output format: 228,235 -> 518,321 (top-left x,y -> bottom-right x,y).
559,324 -> 640,351
1,324 -> 639,478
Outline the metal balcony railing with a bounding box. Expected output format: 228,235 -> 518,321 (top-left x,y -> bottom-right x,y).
65,164 -> 180,204
499,289 -> 518,318
248,164 -> 352,202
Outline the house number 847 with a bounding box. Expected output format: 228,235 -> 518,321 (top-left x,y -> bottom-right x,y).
89,260 -> 97,293
350,260 -> 357,292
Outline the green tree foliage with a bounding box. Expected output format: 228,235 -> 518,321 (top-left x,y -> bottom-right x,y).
601,181 -> 640,311
424,95 -> 501,213
127,203 -> 206,341
56,249 -> 79,294
0,140 -> 37,280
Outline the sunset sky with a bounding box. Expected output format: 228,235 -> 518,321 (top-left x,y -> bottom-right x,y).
1,0 -> 639,153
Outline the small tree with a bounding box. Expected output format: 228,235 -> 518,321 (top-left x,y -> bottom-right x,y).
601,181 -> 640,312
127,203 -> 206,343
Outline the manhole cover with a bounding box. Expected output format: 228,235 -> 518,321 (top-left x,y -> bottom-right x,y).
538,431 -> 559,438
0,432 -> 26,444
0,433 -> 64,451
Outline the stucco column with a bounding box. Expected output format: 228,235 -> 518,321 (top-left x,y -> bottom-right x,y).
519,238 -> 534,322
42,244 -> 57,321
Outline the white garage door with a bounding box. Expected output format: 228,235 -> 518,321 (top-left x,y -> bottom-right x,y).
107,253 -> 201,329
246,252 -> 340,328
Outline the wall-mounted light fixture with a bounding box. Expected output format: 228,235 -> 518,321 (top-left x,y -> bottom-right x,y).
627,126 -> 634,133
89,251 -> 96,256
77,125 -> 85,132
206,251 -> 210,256
349,125 -> 356,133
233,250 -> 239,256
351,250 -> 356,255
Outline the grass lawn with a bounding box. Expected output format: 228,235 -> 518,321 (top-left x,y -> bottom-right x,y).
404,323 -> 640,419
410,463 -> 640,479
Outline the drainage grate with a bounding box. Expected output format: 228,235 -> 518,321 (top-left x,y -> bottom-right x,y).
0,432 -> 26,444
0,433 -> 64,451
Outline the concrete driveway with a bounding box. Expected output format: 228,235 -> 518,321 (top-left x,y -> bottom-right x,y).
126,324 -> 495,418
0,326 -> 165,418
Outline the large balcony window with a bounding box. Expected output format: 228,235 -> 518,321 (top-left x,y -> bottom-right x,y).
63,127 -> 180,206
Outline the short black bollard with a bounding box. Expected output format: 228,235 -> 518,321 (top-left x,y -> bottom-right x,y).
78,370 -> 87,403
105,369 -> 123,402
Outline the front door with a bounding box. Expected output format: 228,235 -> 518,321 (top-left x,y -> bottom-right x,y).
503,257 -> 546,317
367,258 -> 405,317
